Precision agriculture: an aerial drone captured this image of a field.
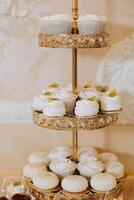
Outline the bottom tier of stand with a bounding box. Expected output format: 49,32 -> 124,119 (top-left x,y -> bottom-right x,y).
24,177 -> 125,200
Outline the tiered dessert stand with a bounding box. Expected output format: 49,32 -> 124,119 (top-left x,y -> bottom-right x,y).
24,1 -> 125,200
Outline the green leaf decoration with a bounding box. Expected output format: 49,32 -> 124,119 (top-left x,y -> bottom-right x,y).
109,90 -> 117,97
48,98 -> 60,102
48,83 -> 59,88
44,91 -> 52,96
13,181 -> 21,186
84,83 -> 92,89
88,96 -> 96,101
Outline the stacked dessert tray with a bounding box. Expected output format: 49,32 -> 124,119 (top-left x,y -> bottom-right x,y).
22,1 -> 127,200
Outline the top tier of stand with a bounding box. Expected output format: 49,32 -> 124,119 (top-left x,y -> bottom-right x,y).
39,33 -> 110,49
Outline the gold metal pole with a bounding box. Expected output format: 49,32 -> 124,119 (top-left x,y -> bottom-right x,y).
72,0 -> 79,161
72,48 -> 77,94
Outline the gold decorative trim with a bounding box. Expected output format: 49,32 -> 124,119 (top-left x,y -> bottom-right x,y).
32,111 -> 118,131
24,177 -> 125,200
39,33 -> 110,49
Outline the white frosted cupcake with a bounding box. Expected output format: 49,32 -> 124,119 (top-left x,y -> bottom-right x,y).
23,163 -> 47,179
99,152 -> 118,163
32,96 -> 46,112
49,158 -> 76,178
78,146 -> 98,157
79,87 -> 99,101
42,83 -> 60,94
61,175 -> 88,193
60,84 -> 72,92
28,151 -> 50,166
40,14 -> 72,34
75,99 -> 99,117
43,98 -> 65,117
77,160 -> 104,178
100,90 -> 122,112
7,182 -> 25,198
78,15 -> 108,34
90,173 -> 117,192
53,91 -> 77,113
33,172 -> 59,190
79,152 -> 98,162
49,147 -> 72,161
106,161 -> 124,179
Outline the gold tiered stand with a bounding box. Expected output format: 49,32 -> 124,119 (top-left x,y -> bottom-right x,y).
24,1 -> 124,200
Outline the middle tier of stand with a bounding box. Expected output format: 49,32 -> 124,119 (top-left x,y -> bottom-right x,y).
39,33 -> 110,48
33,111 -> 118,131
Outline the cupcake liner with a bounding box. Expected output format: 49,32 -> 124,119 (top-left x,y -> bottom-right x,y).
41,20 -> 72,34
78,15 -> 108,34
78,20 -> 107,34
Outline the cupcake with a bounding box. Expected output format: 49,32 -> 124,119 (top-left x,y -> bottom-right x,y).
49,147 -> 72,161
98,152 -> 118,163
42,83 -> 60,94
100,90 -> 122,112
90,173 -> 117,192
79,152 -> 98,162
49,158 -> 76,178
23,163 -> 47,179
75,99 -> 99,117
79,84 -> 99,101
53,91 -> 77,113
78,15 -> 108,34
40,14 -> 72,34
60,84 -> 72,92
32,96 -> 46,112
78,146 -> 98,158
7,182 -> 25,199
61,175 -> 88,193
105,161 -> 124,179
77,160 -> 104,178
33,172 -> 59,190
28,151 -> 50,166
43,98 -> 65,117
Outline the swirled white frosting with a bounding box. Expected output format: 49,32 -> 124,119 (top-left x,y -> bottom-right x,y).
98,152 -> 118,163
32,96 -> 46,112
54,91 -> 77,100
60,84 -> 72,92
100,94 -> 122,111
23,163 -> 47,179
49,147 -> 72,161
75,100 -> 99,116
43,100 -> 65,116
49,158 -> 76,177
0,0 -> 12,16
53,91 -> 77,113
90,173 -> 117,192
106,161 -> 124,178
62,175 -> 88,193
79,152 -> 98,162
28,151 -> 50,166
78,147 -> 98,157
33,172 -> 59,190
77,160 -> 104,178
79,88 -> 99,100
